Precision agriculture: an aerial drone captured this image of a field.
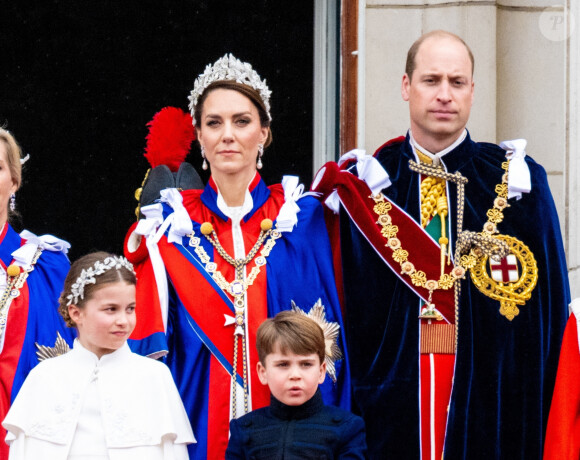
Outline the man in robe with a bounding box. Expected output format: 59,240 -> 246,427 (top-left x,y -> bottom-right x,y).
313,30 -> 570,459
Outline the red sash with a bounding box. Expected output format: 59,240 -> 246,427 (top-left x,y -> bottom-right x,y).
313,161 -> 455,322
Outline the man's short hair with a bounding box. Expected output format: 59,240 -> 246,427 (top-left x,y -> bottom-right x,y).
257,310 -> 326,365
405,30 -> 475,80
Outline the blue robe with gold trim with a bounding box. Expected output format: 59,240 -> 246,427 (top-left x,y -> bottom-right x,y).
0,224 -> 74,459
339,133 -> 569,459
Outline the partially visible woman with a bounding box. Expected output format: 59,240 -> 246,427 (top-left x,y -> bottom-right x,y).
125,54 -> 351,459
0,127 -> 74,459
3,252 -> 195,459
543,297 -> 580,460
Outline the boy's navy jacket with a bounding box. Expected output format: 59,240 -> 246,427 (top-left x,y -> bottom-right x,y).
225,389 -> 367,459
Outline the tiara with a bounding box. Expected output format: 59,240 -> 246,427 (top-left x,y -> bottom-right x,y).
291,299 -> 343,383
66,256 -> 135,306
188,53 -> 272,126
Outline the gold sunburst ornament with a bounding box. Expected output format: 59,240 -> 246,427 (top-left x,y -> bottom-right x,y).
291,299 -> 343,383
35,331 -> 71,362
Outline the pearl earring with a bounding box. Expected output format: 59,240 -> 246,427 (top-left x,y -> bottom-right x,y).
201,145 -> 208,171
257,144 -> 264,170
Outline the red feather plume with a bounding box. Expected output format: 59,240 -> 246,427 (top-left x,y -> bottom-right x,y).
143,107 -> 196,172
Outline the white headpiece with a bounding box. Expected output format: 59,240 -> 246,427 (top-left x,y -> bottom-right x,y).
66,256 -> 135,306
188,53 -> 272,126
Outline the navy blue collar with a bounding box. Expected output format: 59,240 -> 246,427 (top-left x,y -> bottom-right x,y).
269,389 -> 324,421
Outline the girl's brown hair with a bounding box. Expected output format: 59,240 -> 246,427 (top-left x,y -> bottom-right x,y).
58,251 -> 136,327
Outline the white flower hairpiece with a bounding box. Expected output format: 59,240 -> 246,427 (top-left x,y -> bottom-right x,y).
66,256 -> 135,306
291,299 -> 343,383
188,53 -> 272,126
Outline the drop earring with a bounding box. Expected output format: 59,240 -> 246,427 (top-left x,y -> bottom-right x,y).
201,145 -> 208,171
257,144 -> 264,170
9,194 -> 15,212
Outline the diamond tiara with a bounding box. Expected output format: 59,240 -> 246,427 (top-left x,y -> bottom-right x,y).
188,53 -> 272,126
66,256 -> 135,306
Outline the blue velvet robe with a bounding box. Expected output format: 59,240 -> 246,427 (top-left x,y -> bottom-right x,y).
339,133 -> 570,459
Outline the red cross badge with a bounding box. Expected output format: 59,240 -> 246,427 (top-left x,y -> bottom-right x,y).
489,253 -> 519,283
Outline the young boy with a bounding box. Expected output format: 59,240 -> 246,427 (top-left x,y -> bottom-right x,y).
225,309 -> 367,459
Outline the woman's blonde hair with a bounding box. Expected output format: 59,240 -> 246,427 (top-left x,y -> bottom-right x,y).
0,128 -> 22,221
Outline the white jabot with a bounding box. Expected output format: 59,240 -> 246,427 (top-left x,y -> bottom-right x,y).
570,298 -> 580,354
214,183 -> 255,417
276,176 -> 304,233
216,186 -> 254,223
499,139 -> 532,200
217,186 -> 253,262
12,231 -> 71,270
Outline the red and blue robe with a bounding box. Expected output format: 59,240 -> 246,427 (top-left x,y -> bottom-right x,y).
125,174 -> 351,460
316,133 -> 569,459
543,300 -> 580,460
0,224 -> 74,459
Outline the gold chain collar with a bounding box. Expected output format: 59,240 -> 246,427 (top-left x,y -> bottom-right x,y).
188,219 -> 282,307
372,160 -> 514,338
0,248 -> 44,340
186,218 -> 282,418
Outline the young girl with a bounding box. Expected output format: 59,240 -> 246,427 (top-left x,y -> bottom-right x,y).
2,252 -> 195,459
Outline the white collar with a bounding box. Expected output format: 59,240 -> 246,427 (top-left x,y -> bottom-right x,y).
409,129 -> 467,165
73,338 -> 132,364
216,179 -> 255,224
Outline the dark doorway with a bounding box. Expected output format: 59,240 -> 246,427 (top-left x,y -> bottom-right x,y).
0,0 -> 314,259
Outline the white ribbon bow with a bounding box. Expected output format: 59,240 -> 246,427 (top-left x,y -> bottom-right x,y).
276,176 -> 304,233
324,149 -> 392,213
135,204 -> 165,239
338,149 -> 392,194
134,203 -> 171,333
159,188 -> 193,244
13,231 -> 71,270
499,139 -> 532,200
